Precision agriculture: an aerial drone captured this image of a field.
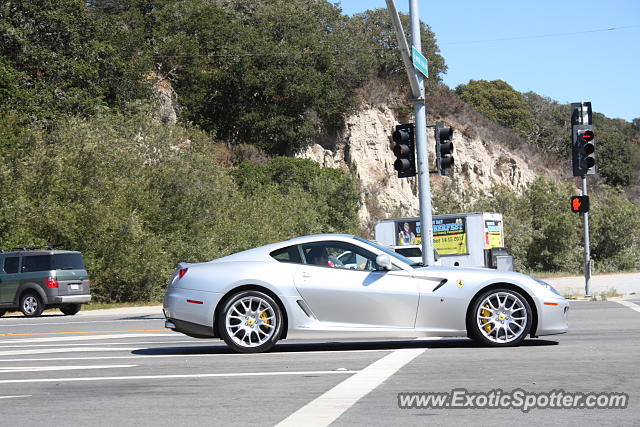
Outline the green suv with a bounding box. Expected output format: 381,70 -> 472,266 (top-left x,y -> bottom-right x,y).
0,246 -> 91,317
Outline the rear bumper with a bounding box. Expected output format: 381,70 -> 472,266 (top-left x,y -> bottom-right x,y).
49,295 -> 92,304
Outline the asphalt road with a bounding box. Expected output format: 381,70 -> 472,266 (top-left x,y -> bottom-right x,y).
0,300 -> 638,426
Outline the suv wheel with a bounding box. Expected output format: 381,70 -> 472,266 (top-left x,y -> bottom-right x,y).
20,292 -> 44,317
60,304 -> 81,316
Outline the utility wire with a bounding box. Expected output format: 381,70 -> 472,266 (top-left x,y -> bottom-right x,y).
440,25 -> 640,45
152,24 -> 638,58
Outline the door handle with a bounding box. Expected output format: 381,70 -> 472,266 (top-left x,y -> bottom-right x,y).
302,272 -> 313,279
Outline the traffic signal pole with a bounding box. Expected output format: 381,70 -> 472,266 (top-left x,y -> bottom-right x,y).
408,0 -> 435,266
573,102 -> 593,297
582,175 -> 592,296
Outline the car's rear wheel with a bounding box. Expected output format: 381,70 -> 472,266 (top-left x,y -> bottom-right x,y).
218,290 -> 283,353
60,304 -> 81,316
20,292 -> 44,317
468,288 -> 532,347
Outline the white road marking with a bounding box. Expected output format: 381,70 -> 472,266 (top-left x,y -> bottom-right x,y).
0,348 -> 389,363
0,370 -> 357,385
0,365 -> 136,373
0,318 -> 161,327
0,333 -> 172,344
0,395 -> 32,400
0,339 -> 197,349
276,347 -> 427,426
615,300 -> 640,313
0,347 -> 142,356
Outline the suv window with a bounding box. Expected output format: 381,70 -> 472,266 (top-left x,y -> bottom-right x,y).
22,255 -> 52,272
3,257 -> 19,274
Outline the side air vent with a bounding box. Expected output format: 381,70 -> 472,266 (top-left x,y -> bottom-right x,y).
296,300 -> 316,319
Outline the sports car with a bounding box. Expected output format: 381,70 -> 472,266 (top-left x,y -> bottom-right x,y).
163,234 -> 569,353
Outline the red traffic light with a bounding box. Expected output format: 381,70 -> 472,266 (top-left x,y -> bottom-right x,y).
579,130 -> 594,143
570,196 -> 589,213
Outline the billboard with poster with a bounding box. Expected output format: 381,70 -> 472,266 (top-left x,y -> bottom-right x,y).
484,219 -> 504,249
395,216 -> 468,255
432,216 -> 468,255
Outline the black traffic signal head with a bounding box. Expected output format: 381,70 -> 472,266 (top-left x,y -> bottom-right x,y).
572,124 -> 596,176
434,122 -> 454,176
570,195 -> 590,213
392,123 -> 416,178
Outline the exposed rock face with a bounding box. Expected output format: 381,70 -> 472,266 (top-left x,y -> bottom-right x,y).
297,105 -> 541,228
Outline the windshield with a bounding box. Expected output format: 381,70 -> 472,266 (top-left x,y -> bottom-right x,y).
353,236 -> 421,267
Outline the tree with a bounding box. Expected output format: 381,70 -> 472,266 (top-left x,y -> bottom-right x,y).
455,80 -> 533,138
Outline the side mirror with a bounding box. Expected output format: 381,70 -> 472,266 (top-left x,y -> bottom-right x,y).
376,254 -> 392,271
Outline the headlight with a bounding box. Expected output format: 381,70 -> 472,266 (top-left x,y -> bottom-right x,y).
534,278 -> 562,296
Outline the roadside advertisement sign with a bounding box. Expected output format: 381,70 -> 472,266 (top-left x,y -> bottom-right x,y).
432,216 -> 468,255
484,220 -> 504,249
395,217 -> 468,255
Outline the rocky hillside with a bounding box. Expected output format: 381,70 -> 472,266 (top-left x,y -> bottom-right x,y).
298,103 -> 552,229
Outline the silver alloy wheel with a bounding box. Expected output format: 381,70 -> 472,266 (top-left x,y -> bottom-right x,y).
225,296 -> 277,348
23,295 -> 39,315
476,291 -> 528,344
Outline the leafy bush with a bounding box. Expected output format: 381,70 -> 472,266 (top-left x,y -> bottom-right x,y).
0,111 -> 361,302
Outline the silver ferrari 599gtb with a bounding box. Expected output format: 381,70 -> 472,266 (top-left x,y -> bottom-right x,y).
163,234 -> 569,353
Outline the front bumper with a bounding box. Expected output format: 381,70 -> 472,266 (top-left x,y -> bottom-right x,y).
535,298 -> 570,336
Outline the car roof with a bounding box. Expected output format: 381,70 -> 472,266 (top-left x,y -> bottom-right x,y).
0,250 -> 81,255
206,234 -> 361,264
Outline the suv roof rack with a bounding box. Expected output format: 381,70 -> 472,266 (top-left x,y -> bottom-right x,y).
0,244 -> 63,253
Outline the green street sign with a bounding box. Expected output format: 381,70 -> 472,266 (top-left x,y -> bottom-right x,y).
411,46 -> 428,78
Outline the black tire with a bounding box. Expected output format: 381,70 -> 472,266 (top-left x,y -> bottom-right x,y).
467,288 -> 532,347
0,310 -> 5,317
217,290 -> 283,354
60,304 -> 81,316
20,292 -> 44,317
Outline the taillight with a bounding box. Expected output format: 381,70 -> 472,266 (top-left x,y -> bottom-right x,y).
178,268 -> 188,279
46,277 -> 59,288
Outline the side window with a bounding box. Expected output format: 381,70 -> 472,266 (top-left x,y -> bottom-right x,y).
3,257 -> 20,274
22,255 -> 52,273
270,245 -> 302,264
301,242 -> 381,271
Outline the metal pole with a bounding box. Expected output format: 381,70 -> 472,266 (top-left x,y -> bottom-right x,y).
582,176 -> 592,296
409,0 -> 435,266
577,102 -> 592,297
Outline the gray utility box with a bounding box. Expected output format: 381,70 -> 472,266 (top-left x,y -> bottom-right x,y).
374,212 -> 514,271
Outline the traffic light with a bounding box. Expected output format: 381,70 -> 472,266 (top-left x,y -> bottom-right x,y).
434,122 -> 454,176
392,123 -> 416,178
572,124 -> 596,176
570,196 -> 590,213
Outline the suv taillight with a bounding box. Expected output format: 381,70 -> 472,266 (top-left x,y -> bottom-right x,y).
46,277 -> 59,288
178,268 -> 188,279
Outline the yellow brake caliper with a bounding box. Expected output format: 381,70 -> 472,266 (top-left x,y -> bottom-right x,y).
481,304 -> 493,333
260,307 -> 270,326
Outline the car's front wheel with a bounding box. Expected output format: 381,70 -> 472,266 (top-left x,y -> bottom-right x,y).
60,304 -> 81,316
218,290 -> 283,353
468,288 -> 532,347
20,292 -> 44,317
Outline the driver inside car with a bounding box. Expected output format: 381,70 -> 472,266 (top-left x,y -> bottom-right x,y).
308,247 -> 334,267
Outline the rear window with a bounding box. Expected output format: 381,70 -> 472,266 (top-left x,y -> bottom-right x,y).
22,254 -> 85,272
53,253 -> 85,270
